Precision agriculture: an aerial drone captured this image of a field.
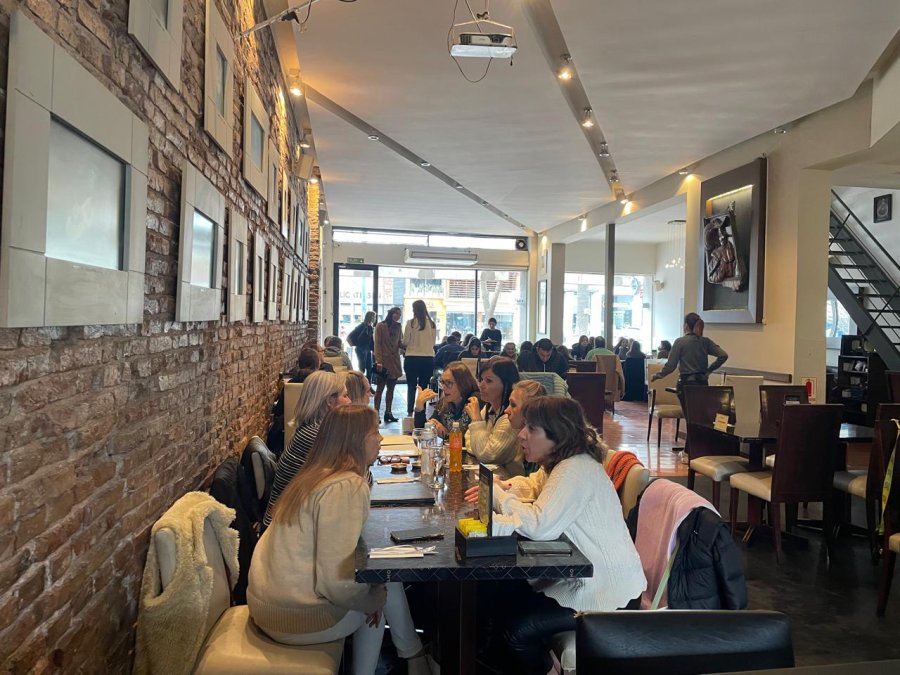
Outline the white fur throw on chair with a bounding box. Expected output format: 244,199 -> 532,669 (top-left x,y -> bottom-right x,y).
134,491 -> 239,675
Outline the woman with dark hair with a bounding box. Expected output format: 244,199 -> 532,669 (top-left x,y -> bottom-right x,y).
571,335 -> 592,360
348,311 -> 377,381
466,397 -> 645,675
402,300 -> 437,416
651,312 -> 728,401
461,333 -> 475,348
464,356 -> 523,478
516,341 -> 533,372
479,317 -> 502,352
613,337 -> 631,360
374,307 -> 403,424
464,338 -> 483,359
626,340 -> 646,360
413,361 -> 479,438
656,339 -> 672,359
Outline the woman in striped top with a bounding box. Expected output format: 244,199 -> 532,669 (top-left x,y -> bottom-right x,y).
264,371 -> 351,526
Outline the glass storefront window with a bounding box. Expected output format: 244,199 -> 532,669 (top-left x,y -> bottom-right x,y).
563,272 -> 652,351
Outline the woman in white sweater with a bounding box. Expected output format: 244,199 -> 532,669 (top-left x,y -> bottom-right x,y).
249,405 -> 430,675
402,299 -> 437,416
467,397 -> 646,675
464,356 -> 525,479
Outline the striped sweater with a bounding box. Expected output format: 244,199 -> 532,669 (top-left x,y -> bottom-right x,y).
264,421 -> 321,526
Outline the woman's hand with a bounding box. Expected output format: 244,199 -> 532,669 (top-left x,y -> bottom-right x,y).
465,396 -> 482,422
415,386 -> 438,411
464,478 -> 511,503
365,610 -> 382,628
430,419 -> 448,437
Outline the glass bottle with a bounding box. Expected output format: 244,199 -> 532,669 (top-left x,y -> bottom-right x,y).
449,421 -> 463,472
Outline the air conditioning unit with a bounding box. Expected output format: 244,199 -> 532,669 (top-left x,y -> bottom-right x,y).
404,248 -> 478,266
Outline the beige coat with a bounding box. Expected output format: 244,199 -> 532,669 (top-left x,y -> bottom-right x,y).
374,321 -> 403,379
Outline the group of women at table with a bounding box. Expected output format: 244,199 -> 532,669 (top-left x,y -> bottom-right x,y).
248,306 -> 649,675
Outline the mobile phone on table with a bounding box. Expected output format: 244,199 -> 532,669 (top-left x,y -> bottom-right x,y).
390,527 -> 445,544
518,540 -> 572,556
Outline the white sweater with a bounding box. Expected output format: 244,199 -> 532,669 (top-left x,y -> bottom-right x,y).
402,319 -> 437,357
465,407 -> 524,479
493,454 -> 646,611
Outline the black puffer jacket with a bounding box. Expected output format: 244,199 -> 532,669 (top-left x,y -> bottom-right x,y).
628,498 -> 747,610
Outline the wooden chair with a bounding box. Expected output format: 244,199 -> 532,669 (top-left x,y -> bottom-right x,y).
877,410 -> 900,615
569,360 -> 598,373
623,357 -> 647,402
646,363 -> 682,448
684,386 -> 746,511
460,357 -> 480,379
283,383 -> 305,448
724,375 -> 763,429
593,354 -> 624,417
729,404 -> 843,563
568,372 -> 607,436
759,385 -> 809,439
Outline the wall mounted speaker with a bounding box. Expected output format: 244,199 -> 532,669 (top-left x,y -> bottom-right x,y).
293,154 -> 315,180
515,238 -> 528,251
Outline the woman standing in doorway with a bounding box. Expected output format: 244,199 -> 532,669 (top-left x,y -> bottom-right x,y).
402,300 -> 437,416
374,307 -> 403,424
348,311 -> 376,382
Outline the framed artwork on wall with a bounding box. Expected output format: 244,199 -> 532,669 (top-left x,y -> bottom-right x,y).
203,0 -> 234,155
228,210 -> 249,322
874,194 -> 892,223
537,280 -> 547,335
252,231 -> 266,323
243,81 -> 269,196
698,157 -> 767,324
129,0 -> 184,89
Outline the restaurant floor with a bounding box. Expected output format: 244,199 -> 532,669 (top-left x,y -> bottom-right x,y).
377,395 -> 900,672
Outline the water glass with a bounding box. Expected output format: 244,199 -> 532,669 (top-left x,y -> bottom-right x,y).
429,439 -> 446,489
413,428 -> 435,479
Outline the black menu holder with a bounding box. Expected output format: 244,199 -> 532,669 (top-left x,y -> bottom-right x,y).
455,464 -> 518,559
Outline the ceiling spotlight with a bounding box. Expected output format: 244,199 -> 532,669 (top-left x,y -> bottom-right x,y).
299,139 -> 311,149
609,170 -> 619,183
367,133 -> 380,141
581,108 -> 595,128
678,168 -> 690,176
420,161 -> 431,167
620,197 -> 630,206
455,184 -> 464,189
774,127 -> 787,134
288,69 -> 302,97
309,176 -> 319,184
598,142 -> 610,157
323,218 -> 330,225
580,215 -> 588,232
558,54 -> 573,81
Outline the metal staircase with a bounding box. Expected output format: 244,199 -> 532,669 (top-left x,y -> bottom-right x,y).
828,190 -> 900,370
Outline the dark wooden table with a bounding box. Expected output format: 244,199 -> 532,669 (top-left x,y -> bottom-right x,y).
357,466 -> 593,674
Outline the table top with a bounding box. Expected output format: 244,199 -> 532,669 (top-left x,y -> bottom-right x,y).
355,467 -> 593,583
694,419 -> 873,443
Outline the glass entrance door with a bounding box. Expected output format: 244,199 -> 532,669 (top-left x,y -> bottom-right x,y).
333,264 -> 378,368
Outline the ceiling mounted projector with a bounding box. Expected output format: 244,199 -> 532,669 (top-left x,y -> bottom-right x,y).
451,33 -> 517,59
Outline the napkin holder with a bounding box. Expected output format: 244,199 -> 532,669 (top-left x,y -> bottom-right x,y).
455,464 -> 517,559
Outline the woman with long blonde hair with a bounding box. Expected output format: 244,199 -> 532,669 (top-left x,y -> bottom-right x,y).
264,370 -> 351,526
249,406 -> 429,675
344,371 -> 372,406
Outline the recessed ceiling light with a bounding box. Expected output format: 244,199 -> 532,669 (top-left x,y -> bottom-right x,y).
323,218 -> 330,225
309,176 -> 319,184
678,168 -> 690,176
367,133 -> 380,141
598,142 -> 610,157
620,198 -> 630,206
557,54 -> 573,80
299,139 -> 311,149
774,128 -> 787,134
581,108 -> 594,128
455,184 -> 464,189
420,161 -> 431,167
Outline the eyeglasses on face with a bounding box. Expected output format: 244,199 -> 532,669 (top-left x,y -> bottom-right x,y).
440,379 -> 455,387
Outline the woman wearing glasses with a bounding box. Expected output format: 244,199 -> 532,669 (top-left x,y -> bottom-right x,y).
412,362 -> 479,438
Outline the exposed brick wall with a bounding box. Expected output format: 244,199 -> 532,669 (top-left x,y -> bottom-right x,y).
0,0 -> 315,672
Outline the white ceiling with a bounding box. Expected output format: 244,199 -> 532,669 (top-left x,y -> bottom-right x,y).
292,0 -> 900,236
580,202 -> 687,244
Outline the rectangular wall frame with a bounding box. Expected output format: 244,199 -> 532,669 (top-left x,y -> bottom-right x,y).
129,0 -> 184,90
176,162 -> 225,322
1,11 -> 149,327
243,81 -> 269,196
267,139 -> 280,223
228,210 -> 249,322
266,242 -> 279,320
281,262 -> 293,320
280,168 -> 291,240
253,231 -> 266,322
291,263 -> 301,321
203,0 -> 234,156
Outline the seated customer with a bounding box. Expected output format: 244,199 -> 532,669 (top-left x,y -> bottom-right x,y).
466,398 -> 646,675
585,336 -> 615,359
413,362 -> 478,438
269,347 -> 326,455
464,357 -> 524,479
516,341 -> 533,371
571,335 -> 593,360
265,371 -> 351,526
323,336 -> 353,371
249,405 -> 430,675
344,371 -> 372,406
464,338 -> 483,359
657,339 -> 672,359
626,340 -> 646,360
501,342 -> 518,360
435,334 -> 466,368
520,338 -> 569,380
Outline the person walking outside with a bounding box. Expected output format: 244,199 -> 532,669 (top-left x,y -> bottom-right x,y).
374,307 -> 403,424
402,300 -> 437,416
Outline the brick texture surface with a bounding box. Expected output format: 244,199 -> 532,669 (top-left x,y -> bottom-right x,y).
0,1 -> 315,672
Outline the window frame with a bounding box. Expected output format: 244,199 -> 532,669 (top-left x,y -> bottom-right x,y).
0,12 -> 148,327
228,210 -> 249,322
267,242 -> 279,320
176,162 -> 225,322
253,231 -> 266,323
128,0 -> 184,90
267,139 -> 280,223
203,0 -> 234,156
243,81 -> 269,196
281,261 -> 293,321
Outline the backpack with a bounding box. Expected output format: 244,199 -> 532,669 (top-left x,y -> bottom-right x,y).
347,323 -> 363,347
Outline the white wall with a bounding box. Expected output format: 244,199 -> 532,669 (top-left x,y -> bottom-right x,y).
834,186 -> 900,284
564,241 -> 658,275
653,243 -> 686,349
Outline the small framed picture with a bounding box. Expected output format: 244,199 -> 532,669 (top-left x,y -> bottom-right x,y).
874,194 -> 892,223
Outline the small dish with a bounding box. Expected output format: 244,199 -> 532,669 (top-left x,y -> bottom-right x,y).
390,463 -> 408,473
410,461 -> 421,472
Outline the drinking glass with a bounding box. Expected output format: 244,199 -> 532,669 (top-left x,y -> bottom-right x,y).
429,439 -> 446,489
413,428 -> 435,479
